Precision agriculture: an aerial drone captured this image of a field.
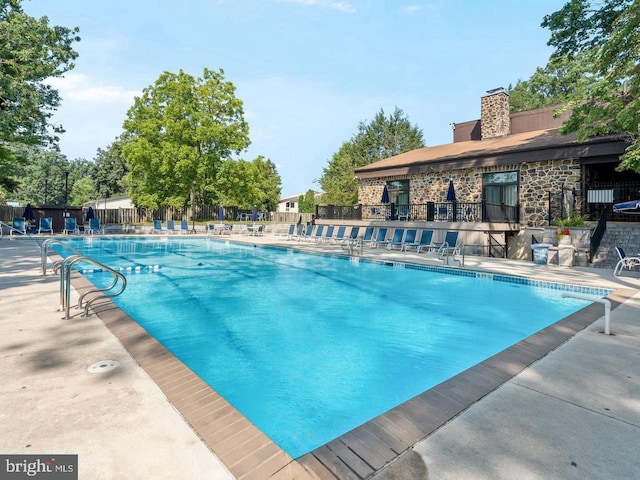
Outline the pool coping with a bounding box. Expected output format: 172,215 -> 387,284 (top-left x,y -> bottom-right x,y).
63,248 -> 635,480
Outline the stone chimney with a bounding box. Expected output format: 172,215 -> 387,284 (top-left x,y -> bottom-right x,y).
481,88 -> 510,139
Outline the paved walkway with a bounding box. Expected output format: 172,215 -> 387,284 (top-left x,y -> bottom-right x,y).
1,233 -> 639,479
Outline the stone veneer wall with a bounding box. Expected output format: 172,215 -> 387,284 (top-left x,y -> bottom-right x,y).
480,92 -> 510,139
357,158 -> 582,227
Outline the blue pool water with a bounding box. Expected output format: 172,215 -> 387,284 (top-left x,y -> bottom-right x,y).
57,236 -> 606,458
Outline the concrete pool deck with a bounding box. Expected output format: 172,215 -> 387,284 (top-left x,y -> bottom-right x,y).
1,234 -> 639,479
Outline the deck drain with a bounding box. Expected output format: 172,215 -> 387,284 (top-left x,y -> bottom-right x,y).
87,360 -> 120,373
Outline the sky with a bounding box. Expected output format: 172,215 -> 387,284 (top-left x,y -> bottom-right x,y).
24,0 -> 566,197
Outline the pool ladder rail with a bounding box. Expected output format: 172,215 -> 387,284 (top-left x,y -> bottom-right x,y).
41,239 -> 127,319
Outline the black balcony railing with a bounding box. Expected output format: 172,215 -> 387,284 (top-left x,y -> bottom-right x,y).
317,201 -> 519,223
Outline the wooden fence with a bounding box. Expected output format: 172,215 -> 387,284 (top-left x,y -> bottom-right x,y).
1,204 -> 314,227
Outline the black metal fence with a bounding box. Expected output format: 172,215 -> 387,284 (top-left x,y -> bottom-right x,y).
317,201 -> 519,223
586,182 -> 640,222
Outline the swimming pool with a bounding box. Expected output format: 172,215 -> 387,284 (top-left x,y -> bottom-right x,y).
58,236 -> 608,458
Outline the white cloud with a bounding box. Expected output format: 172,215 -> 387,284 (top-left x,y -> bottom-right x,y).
277,0 -> 357,14
47,74 -> 140,104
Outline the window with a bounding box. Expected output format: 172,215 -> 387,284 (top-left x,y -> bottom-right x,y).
483,171 -> 519,222
386,180 -> 409,206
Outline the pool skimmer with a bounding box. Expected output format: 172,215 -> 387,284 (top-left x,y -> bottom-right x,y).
87,360 -> 120,373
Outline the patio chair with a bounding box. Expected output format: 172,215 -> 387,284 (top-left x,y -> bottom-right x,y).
319,225 -> 335,243
166,220 -> 176,234
436,231 -> 461,255
291,223 -> 305,240
37,217 -> 54,235
63,217 -> 79,235
614,247 -> 640,276
366,227 -> 388,248
383,228 -> 406,250
330,225 -> 346,243
400,229 -> 417,250
344,226 -> 360,243
152,220 -> 163,234
10,217 -> 26,236
86,218 -> 104,235
300,224 -> 315,241
310,225 -> 325,242
404,230 -> 435,253
179,221 -> 189,234
398,208 -> 411,221
359,226 -> 374,245
276,224 -> 295,240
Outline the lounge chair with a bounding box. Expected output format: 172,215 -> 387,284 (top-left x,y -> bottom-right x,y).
179,221 -> 189,234
276,224 -> 295,240
300,225 -> 315,241
86,218 -> 104,235
152,220 -> 163,234
436,231 -> 461,255
310,225 -> 325,242
37,217 -> 54,235
403,230 -> 435,253
400,229 -> 417,250
166,220 -> 176,234
10,217 -> 26,236
330,226 -> 347,243
359,226 -> 374,245
319,225 -> 335,243
344,226 -> 360,243
614,247 -> 640,276
383,228 -> 406,250
63,217 -> 79,235
291,223 -> 305,240
367,227 -> 388,248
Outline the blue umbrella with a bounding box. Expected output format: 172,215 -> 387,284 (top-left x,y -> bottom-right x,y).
381,185 -> 390,204
613,199 -> 640,214
251,206 -> 258,223
218,206 -> 225,222
446,179 -> 456,202
22,204 -> 35,222
86,206 -> 95,221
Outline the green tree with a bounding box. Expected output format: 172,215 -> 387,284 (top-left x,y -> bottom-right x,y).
70,177 -> 94,206
122,68 -> 250,208
298,189 -> 316,213
215,156 -> 281,211
0,0 -> 80,191
15,149 -> 70,206
508,52 -> 595,112
542,0 -> 640,170
319,107 -> 424,204
93,138 -> 128,200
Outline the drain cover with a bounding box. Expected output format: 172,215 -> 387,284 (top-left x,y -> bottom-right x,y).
87,360 -> 120,373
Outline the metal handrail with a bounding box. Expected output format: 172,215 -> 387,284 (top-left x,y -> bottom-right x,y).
60,256 -> 127,319
561,292 -> 611,335
41,238 -> 82,275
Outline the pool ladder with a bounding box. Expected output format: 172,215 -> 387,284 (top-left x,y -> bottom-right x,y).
41,239 -> 127,319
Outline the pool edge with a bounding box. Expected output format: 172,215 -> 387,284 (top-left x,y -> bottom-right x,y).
68,253 -> 635,480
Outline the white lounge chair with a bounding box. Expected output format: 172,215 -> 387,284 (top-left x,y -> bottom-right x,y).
614,247 -> 640,276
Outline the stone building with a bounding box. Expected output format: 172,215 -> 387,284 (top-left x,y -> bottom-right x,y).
354,88 -> 633,228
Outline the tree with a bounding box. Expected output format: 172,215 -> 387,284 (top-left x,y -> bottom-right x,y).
508,52 -> 595,112
298,190 -> 316,213
15,149 -> 70,205
70,177 -> 94,206
122,68 -> 250,208
93,138 -> 128,200
215,156 -> 281,211
541,0 -> 640,171
0,0 -> 80,192
319,107 -> 424,204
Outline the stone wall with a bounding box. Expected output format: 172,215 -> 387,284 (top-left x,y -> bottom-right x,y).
357,158 -> 583,227
480,91 -> 510,139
